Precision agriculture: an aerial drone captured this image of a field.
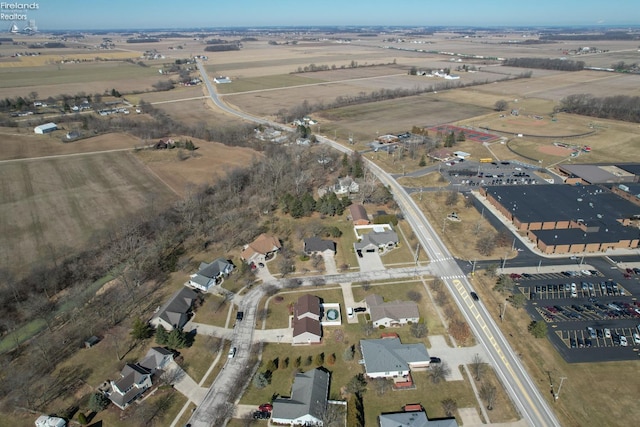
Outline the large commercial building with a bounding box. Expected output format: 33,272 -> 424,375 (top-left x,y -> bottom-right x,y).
480,184 -> 640,254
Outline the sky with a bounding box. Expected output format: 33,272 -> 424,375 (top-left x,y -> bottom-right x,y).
4,0 -> 639,31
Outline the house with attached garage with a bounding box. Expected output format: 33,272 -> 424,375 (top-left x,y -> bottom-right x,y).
365,294 -> 420,328
349,204 -> 370,225
292,294 -> 322,344
379,408 -> 459,427
360,337 -> 430,379
241,233 -> 281,265
303,237 -> 336,256
187,258 -> 234,292
354,229 -> 398,253
151,287 -> 198,331
271,368 -> 330,426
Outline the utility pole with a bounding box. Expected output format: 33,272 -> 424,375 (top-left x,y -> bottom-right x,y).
537,259 -> 542,272
472,259 -> 477,276
499,302 -> 507,322
511,238 -> 516,251
555,377 -> 567,401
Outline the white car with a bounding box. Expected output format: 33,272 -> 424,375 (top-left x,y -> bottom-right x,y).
228,347 -> 237,358
633,333 -> 640,345
604,328 -> 611,338
347,307 -> 354,318
619,335 -> 628,347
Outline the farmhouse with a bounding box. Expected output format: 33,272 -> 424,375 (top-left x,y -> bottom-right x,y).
187,258 -> 234,292
241,233 -> 281,265
34,122 -> 57,134
360,337 -> 430,379
271,368 -> 330,426
365,294 -> 420,328
151,287 -> 198,331
480,184 -> 640,254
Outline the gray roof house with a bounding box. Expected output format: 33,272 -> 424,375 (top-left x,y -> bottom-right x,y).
187,258 -> 234,292
139,347 -> 174,373
108,363 -> 153,410
271,368 -> 330,426
303,237 -> 336,256
365,294 -> 420,328
354,230 -> 398,252
360,337 -> 430,379
151,287 -> 198,331
379,410 -> 459,427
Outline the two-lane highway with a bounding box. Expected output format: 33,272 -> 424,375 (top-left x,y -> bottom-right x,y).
194,60 -> 560,427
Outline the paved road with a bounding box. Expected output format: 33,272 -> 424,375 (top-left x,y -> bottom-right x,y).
191,60 -> 561,427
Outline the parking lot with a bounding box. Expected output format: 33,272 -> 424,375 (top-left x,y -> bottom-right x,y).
444,160 -> 543,188
518,266 -> 640,362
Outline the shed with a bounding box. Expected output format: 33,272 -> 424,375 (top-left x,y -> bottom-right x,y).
34,122 -> 58,134
84,336 -> 100,348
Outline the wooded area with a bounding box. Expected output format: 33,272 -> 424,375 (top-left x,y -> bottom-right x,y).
558,93 -> 640,123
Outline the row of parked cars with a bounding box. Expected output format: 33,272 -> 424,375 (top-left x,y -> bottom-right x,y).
570,326 -> 640,348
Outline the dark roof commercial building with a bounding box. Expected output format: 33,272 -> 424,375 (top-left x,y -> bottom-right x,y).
480,184 -> 640,254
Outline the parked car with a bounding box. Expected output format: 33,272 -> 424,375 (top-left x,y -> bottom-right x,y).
259,403 -> 273,412
619,335 -> 628,347
347,307 -> 354,318
253,411 -> 271,420
430,357 -> 442,364
570,338 -> 577,348
587,327 -> 596,339
604,328 -> 612,338
633,333 -> 640,345
354,307 -> 367,313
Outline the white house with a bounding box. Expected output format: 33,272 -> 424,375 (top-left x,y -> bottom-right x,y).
34,122 -> 57,134
272,369 -> 330,426
360,337 -> 430,379
187,258 -> 234,292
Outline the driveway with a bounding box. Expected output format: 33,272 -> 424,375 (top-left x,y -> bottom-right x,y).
356,250 -> 385,272
427,335 -> 488,381
166,361 -> 208,405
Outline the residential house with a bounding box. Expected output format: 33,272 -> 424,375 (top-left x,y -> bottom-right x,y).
154,137 -> 175,149
241,233 -> 281,265
303,237 -> 336,256
333,176 -> 359,195
379,409 -> 458,427
187,258 -> 234,292
292,294 -> 322,344
349,204 -> 370,225
365,294 -> 420,328
354,230 -> 398,253
35,416 -> 66,427
271,368 -> 330,426
108,363 -> 153,410
151,287 -> 198,331
139,347 -> 174,373
360,337 -> 430,379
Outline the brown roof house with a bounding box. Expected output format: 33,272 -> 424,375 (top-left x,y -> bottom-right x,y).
292,294 -> 322,344
366,294 -> 420,328
349,204 -> 370,225
241,233 -> 281,265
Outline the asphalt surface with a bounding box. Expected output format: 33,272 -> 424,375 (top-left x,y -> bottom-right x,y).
192,60 -> 561,427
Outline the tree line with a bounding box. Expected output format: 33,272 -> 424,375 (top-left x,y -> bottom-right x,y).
540,31 -> 639,41
503,57 -> 585,71
557,93 -> 640,123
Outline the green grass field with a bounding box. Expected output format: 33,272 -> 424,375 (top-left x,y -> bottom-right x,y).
215,74 -> 326,94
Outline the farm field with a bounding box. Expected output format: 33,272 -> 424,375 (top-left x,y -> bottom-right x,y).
0,130 -> 144,161
135,138 -> 262,196
0,151 -> 177,273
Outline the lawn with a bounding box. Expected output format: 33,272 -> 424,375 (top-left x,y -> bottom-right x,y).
215,74 -> 326,94
176,334 -> 220,384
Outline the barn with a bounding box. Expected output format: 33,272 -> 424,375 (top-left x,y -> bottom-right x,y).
34,122 -> 58,134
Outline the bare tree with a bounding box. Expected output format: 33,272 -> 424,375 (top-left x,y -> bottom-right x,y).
407,290 -> 422,302
410,322 -> 428,338
480,382 -> 497,410
470,353 -> 484,381
361,322 -> 374,337
430,362 -> 451,384
372,378 -> 391,396
441,398 -> 457,417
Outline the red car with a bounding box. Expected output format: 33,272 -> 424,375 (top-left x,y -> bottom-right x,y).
259,403 -> 273,412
